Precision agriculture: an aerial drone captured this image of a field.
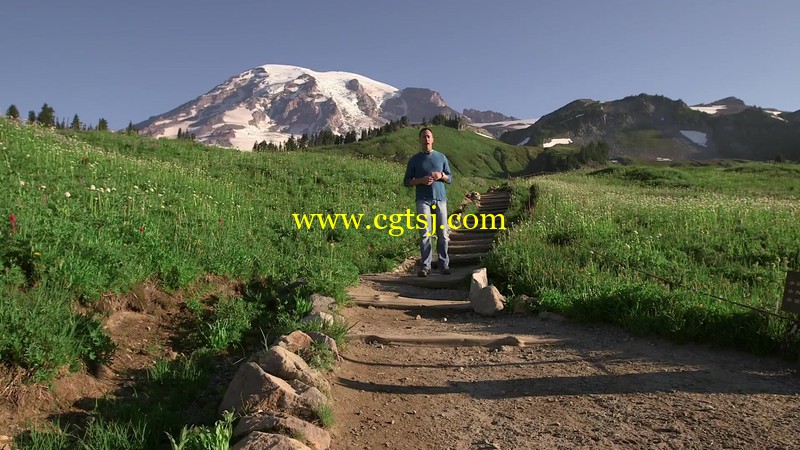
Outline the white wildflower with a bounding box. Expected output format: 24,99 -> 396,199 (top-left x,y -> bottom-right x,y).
65,192 -> 71,198
105,187 -> 111,193
90,185 -> 96,190
19,180 -> 25,187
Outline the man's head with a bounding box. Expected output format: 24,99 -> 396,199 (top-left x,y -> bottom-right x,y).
419,127 -> 434,152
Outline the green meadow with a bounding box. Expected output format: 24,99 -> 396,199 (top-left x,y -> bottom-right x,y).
491,163 -> 800,354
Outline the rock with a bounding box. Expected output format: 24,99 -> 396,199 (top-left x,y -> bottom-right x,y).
307,331 -> 340,361
470,285 -> 505,317
256,346 -> 330,393
276,330 -> 314,353
307,293 -> 336,315
219,362 -> 326,420
233,412 -> 331,450
231,431 -> 312,450
539,311 -> 567,322
469,268 -> 489,300
301,311 -> 335,326
288,379 -> 329,412
219,362 -> 297,416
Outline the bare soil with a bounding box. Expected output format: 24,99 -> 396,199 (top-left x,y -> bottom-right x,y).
0,278 -> 236,444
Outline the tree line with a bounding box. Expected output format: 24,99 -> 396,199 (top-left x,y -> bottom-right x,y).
252,113 -> 464,152
4,103 -> 138,134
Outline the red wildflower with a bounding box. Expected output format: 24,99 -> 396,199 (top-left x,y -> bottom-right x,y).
9,213 -> 17,235
139,226 -> 145,234
219,218 -> 223,225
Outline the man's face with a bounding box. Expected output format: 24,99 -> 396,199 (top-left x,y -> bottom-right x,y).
419,130 -> 434,151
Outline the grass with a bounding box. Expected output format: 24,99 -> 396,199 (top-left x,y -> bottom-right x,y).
489,163 -> 800,355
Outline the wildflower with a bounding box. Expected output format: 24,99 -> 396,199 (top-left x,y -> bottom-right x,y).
134,185 -> 139,190
90,185 -> 96,190
65,192 -> 71,198
9,214 -> 17,234
105,187 -> 111,193
33,252 -> 41,257
19,180 -> 25,187
219,218 -> 223,225
139,226 -> 145,234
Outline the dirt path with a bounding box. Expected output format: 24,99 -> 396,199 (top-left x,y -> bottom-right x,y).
330,192 -> 800,450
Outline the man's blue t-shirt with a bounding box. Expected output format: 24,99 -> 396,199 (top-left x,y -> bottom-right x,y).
403,150 -> 453,201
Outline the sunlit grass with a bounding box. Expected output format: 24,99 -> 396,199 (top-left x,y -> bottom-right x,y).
490,164 -> 800,355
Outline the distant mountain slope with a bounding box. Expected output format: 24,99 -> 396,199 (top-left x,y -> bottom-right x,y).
135,64 -> 457,150
462,108 -> 518,123
500,94 -> 800,161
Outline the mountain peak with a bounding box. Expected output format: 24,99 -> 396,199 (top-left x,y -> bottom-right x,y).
135,64 -> 456,150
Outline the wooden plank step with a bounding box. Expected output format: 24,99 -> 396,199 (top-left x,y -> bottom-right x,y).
449,252 -> 489,264
361,272 -> 470,289
350,295 -> 472,311
348,333 -> 565,348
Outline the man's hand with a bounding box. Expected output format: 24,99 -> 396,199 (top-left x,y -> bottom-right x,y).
421,175 -> 435,185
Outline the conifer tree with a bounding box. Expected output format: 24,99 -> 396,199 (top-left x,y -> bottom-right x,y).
71,114 -> 81,130
177,128 -> 183,139
97,118 -> 108,131
36,103 -> 55,127
27,111 -> 36,124
6,104 -> 20,119
126,121 -> 137,134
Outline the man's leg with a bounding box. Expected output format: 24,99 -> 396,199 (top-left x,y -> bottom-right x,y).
416,200 -> 433,275
434,200 -> 450,272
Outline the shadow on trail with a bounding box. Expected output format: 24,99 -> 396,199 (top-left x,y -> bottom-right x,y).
336,368 -> 800,398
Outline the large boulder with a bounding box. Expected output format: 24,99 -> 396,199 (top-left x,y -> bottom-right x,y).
470,286 -> 506,317
256,346 -> 330,393
219,362 -> 326,420
231,432 -> 311,450
275,330 -> 314,353
233,412 -> 331,450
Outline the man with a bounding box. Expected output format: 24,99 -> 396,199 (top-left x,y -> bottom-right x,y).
403,127 -> 453,277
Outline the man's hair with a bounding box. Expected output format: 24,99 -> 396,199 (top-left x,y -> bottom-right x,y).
419,127 -> 433,138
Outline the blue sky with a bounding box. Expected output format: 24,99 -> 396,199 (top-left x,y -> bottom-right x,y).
1,0 -> 798,130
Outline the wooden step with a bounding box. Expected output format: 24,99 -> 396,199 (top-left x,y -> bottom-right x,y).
348,333 -> 565,348
449,252 -> 489,265
448,243 -> 493,253
350,294 -> 471,311
361,270 -> 471,289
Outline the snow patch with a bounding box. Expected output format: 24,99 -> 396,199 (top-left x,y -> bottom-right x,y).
543,137 -> 572,148
473,118 -> 538,128
518,137 -> 530,146
690,105 -> 728,115
474,131 -> 493,139
765,110 -> 787,122
679,130 -> 708,147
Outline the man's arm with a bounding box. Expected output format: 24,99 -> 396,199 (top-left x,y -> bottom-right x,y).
403,157 -> 415,187
441,156 -> 453,184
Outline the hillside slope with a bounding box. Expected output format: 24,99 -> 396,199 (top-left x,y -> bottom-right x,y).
315,125 -> 541,178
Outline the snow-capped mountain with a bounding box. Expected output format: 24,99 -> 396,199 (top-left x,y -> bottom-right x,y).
135,64 -> 457,150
